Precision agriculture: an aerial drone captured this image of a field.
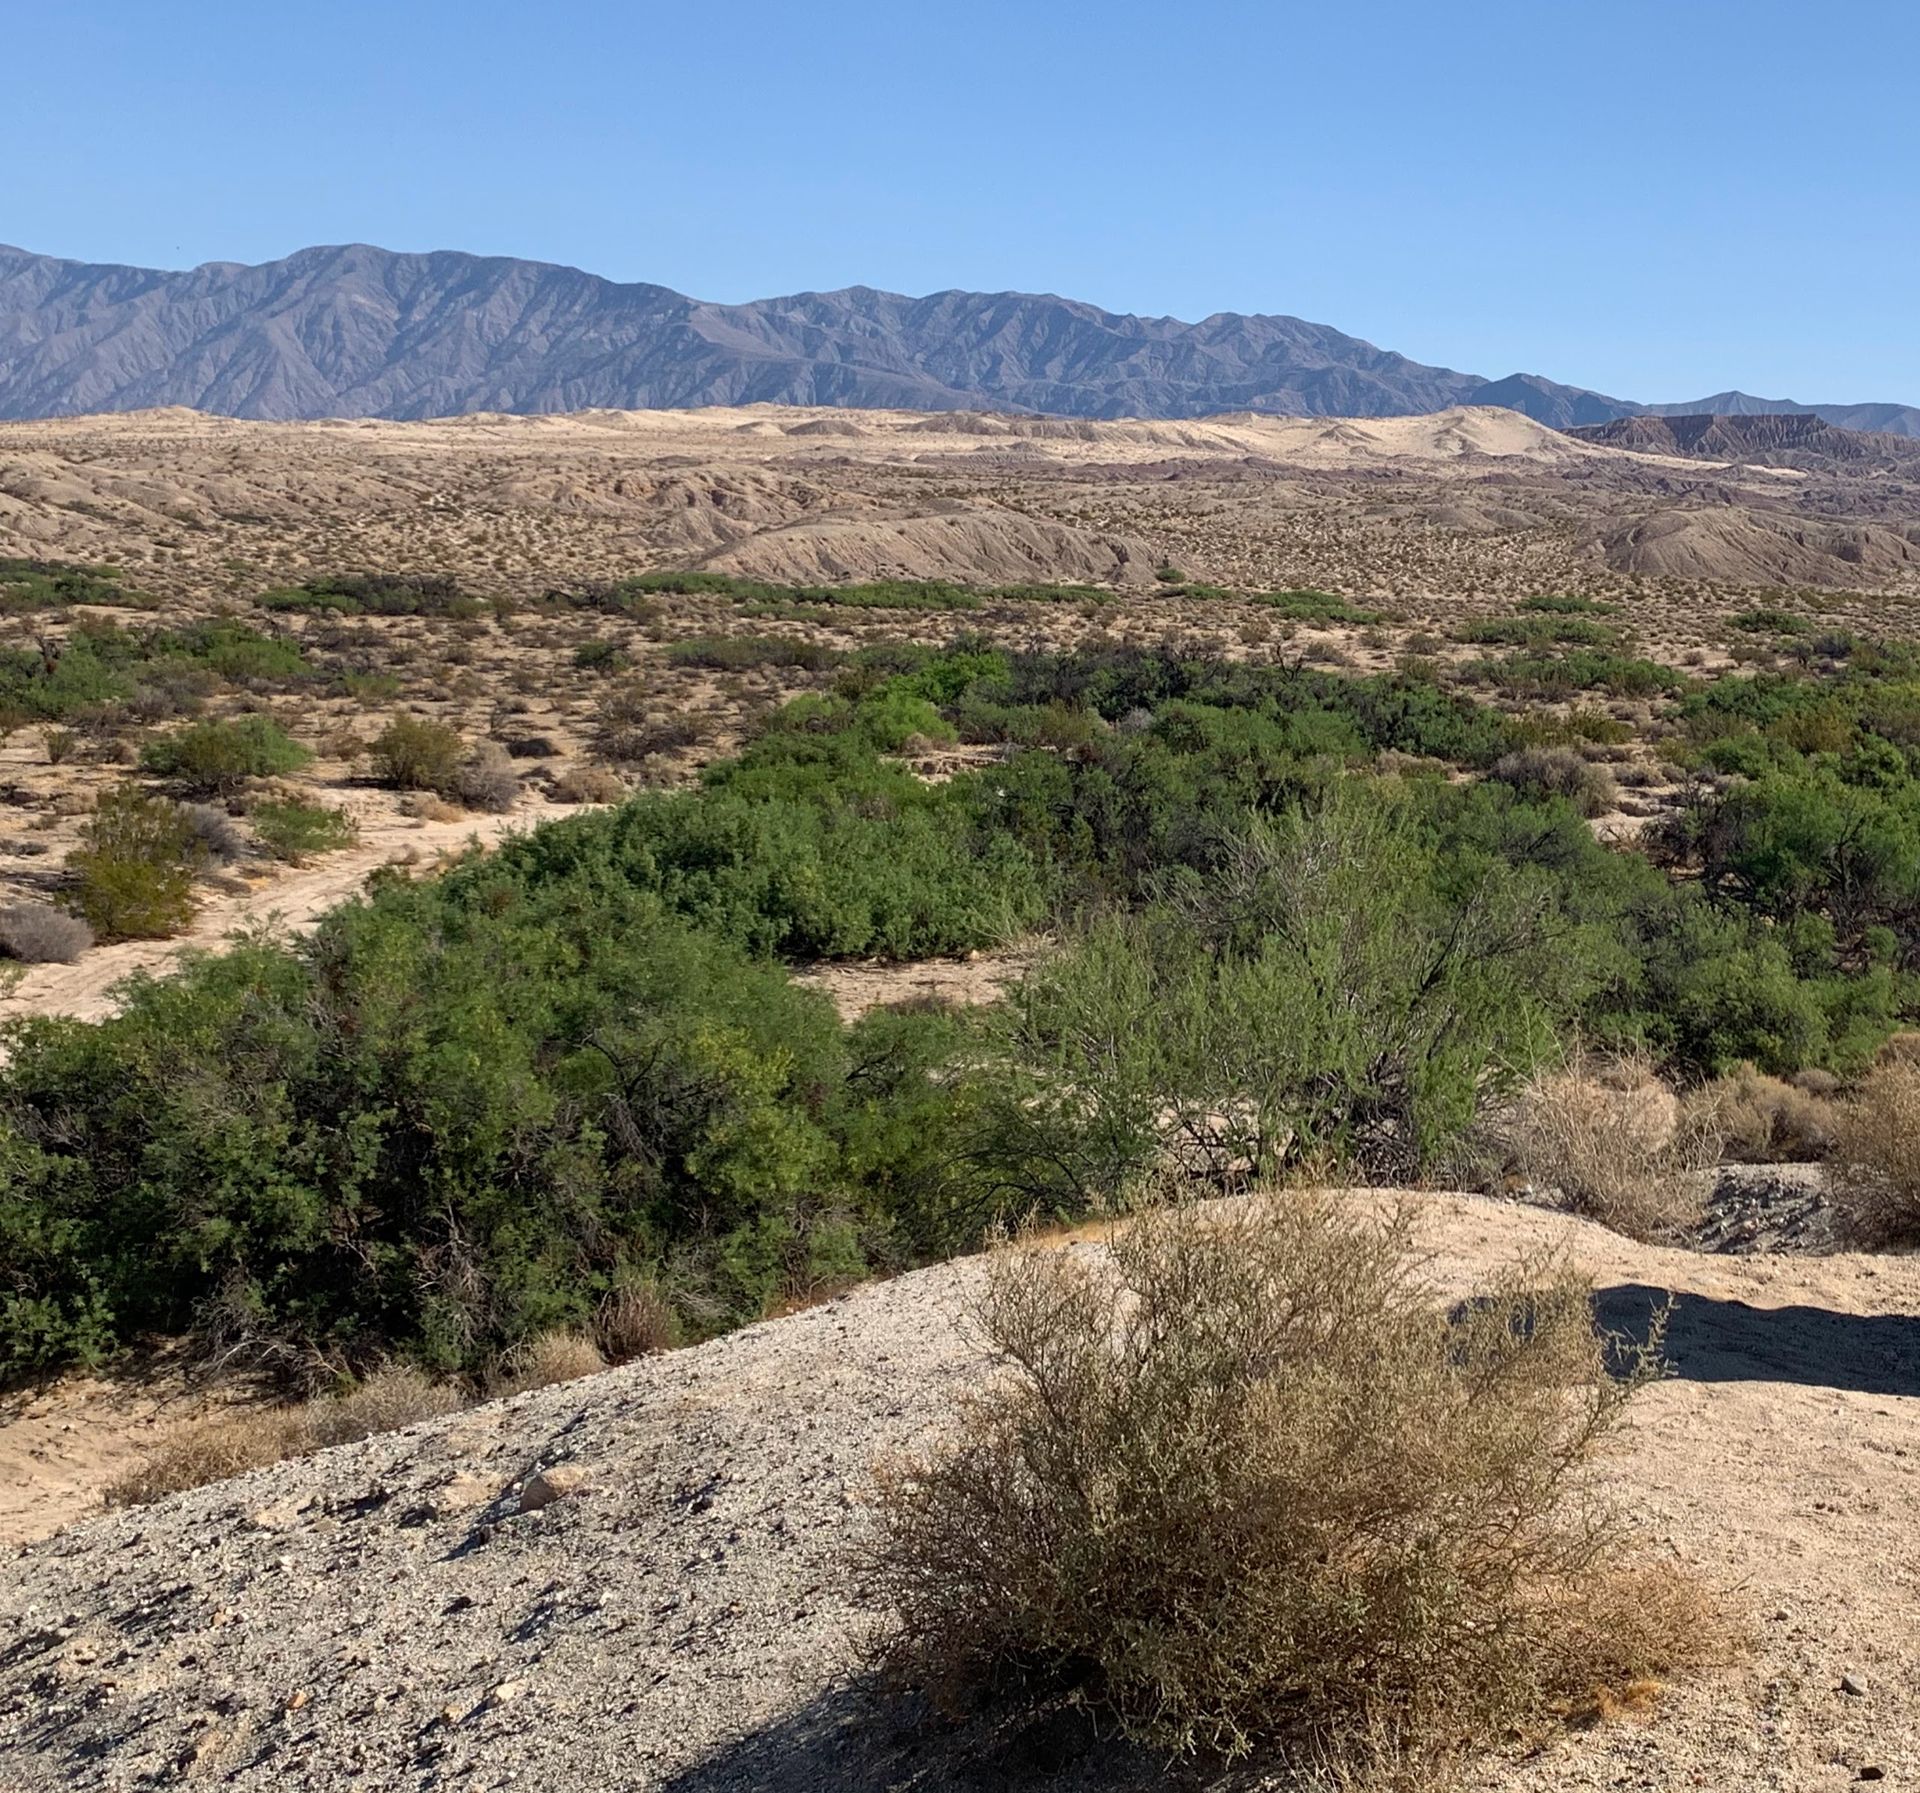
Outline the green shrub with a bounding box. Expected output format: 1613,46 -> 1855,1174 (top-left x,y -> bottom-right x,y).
0,556 -> 154,614
251,800 -> 359,863
260,573 -> 482,617
62,788 -> 200,941
369,713 -> 467,792
1251,588 -> 1385,624
668,635 -> 842,673
977,792 -> 1592,1201
140,715 -> 311,794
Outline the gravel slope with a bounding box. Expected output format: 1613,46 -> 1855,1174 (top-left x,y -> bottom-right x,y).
4,1192 -> 1917,1791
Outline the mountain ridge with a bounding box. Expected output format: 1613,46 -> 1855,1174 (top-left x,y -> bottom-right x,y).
1,242 -> 1914,435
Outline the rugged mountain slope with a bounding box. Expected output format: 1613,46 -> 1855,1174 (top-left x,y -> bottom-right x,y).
6,241 -> 1910,434
1647,391 -> 1920,439
1574,412 -> 1920,468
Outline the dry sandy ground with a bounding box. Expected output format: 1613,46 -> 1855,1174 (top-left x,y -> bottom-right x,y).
3,1192 -> 1914,1791
5,403 -> 1918,612
0,802 -> 587,1035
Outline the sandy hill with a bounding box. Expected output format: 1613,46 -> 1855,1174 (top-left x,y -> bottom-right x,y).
3,1192 -> 1915,1790
7,402 -> 1918,603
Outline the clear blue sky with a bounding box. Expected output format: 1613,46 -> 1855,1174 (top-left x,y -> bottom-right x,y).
8,0 -> 1916,403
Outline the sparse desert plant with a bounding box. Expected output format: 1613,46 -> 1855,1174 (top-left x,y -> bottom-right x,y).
43,726 -> 78,766
1829,1062 -> 1920,1245
488,1329 -> 607,1397
1692,1063 -> 1836,1163
105,1364 -> 465,1506
593,1280 -> 680,1361
0,900 -> 94,964
251,798 -> 359,863
176,801 -> 246,864
872,1193 -> 1720,1774
103,1409 -> 307,1507
453,741 -> 520,813
1489,744 -> 1618,817
139,714 -> 312,794
63,787 -> 201,941
551,765 -> 626,804
1503,1056 -> 1720,1239
369,712 -> 466,793
300,1363 -> 465,1447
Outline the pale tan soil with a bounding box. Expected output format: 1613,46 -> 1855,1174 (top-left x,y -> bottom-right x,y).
1,1191 -> 1914,1789
4,403 -> 1918,617
0,801 -> 587,1032
793,944 -> 1039,1021
0,1353 -> 266,1548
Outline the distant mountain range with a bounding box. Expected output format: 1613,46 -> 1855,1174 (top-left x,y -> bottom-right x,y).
2,242 -> 1914,437
1570,412 -> 1920,469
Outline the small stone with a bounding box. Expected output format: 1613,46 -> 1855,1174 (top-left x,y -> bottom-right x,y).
485,1679 -> 526,1709
518,1465 -> 591,1513
1858,1768 -> 1886,1784
1840,1671 -> 1869,1697
430,1473 -> 495,1518
283,1690 -> 309,1713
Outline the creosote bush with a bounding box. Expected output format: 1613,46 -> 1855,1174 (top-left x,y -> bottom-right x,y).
62,787 -> 201,941
250,798 -> 359,864
1503,1057 -> 1720,1240
369,712 -> 467,793
139,714 -> 311,794
1830,1062 -> 1920,1245
872,1194 -> 1721,1775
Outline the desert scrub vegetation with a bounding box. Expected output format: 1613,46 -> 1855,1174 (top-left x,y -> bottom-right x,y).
1829,1060 -> 1920,1244
61,787 -> 203,941
2,638 -> 1916,1378
368,712 -> 467,793
250,798 -> 359,863
873,1194 -> 1724,1775
258,572 -> 487,618
1501,1056 -> 1722,1240
1488,743 -> 1618,816
0,617 -> 308,724
139,714 -> 312,794
0,555 -> 155,615
0,901 -> 93,964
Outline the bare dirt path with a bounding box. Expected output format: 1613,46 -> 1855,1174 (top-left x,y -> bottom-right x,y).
3,1192 -> 1914,1791
0,800 -> 587,1033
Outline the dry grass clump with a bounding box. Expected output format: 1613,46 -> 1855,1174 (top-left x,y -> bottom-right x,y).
593,1280 -> 680,1360
1488,745 -> 1618,817
871,1194 -> 1723,1777
551,765 -> 627,805
488,1329 -> 607,1397
453,741 -> 520,813
0,900 -> 94,963
1692,1063 -> 1836,1163
1504,1056 -> 1719,1239
1830,1061 -> 1920,1245
104,1363 -> 465,1508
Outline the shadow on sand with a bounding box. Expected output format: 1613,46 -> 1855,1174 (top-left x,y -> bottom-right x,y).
1594,1283 -> 1920,1398
655,1677 -> 1248,1793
